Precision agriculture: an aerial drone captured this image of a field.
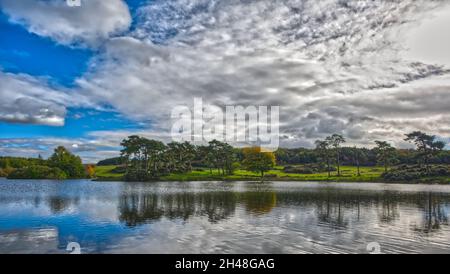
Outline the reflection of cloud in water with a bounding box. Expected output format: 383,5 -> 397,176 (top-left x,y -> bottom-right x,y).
1,180 -> 450,253
0,228 -> 61,254
76,200 -> 119,222
113,189 -> 450,254
106,214 -> 288,254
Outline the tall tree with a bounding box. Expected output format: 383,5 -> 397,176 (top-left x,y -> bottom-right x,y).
182,142 -> 196,172
120,136 -> 167,180
142,139 -> 167,177
374,141 -> 397,172
198,145 -> 215,174
208,140 -> 235,175
326,134 -> 346,176
120,135 -> 142,174
353,146 -> 361,176
404,131 -> 446,172
220,142 -> 235,175
166,141 -> 197,173
315,140 -> 332,177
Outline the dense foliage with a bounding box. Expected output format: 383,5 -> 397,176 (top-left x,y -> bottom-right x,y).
2,147 -> 86,180
1,131 -> 449,183
7,166 -> 67,180
0,156 -> 45,169
99,146 -> 450,170
275,147 -> 450,166
48,146 -> 85,178
383,165 -> 450,182
283,164 -> 336,174
120,136 -> 235,181
95,131 -> 450,182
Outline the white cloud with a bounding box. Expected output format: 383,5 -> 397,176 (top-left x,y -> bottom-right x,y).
405,5 -> 450,67
0,0 -> 131,47
0,70 -> 96,126
75,0 -> 450,148
2,0 -> 450,159
0,71 -> 68,126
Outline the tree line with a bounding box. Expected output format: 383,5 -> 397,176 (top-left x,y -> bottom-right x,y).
117,131 -> 447,181
275,133 -> 449,168
1,131 -> 447,181
0,146 -> 90,179
120,136 -> 242,181
312,131 -> 446,177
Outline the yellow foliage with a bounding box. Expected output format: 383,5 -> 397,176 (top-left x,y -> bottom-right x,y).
86,165 -> 95,178
243,147 -> 276,163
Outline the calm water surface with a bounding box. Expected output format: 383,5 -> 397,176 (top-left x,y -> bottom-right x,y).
1,178 -> 450,254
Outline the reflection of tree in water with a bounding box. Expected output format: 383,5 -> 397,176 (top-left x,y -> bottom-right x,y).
2,182 -> 450,236
316,192 -> 348,229
377,192 -> 400,224
48,196 -> 80,214
118,183 -> 280,226
0,195 -> 80,214
118,192 -> 238,226
197,191 -> 238,222
274,190 -> 450,233
240,192 -> 277,215
240,183 -> 277,215
113,185 -> 450,234
413,192 -> 449,234
119,193 -> 164,227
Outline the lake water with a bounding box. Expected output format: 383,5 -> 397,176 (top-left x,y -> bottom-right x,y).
0,178 -> 450,254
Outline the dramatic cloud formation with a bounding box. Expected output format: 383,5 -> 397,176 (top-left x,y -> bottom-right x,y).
78,0 -> 450,148
2,0 -> 450,161
0,0 -> 131,46
0,70 -> 72,126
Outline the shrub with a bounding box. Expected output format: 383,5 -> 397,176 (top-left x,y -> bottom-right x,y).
283,164 -> 336,174
111,166 -> 127,174
124,169 -> 156,182
86,165 -> 95,178
285,166 -> 315,174
383,165 -> 450,182
0,167 -> 15,177
7,165 -> 67,180
264,174 -> 277,178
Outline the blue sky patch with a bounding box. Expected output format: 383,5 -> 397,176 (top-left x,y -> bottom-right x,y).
0,11 -> 93,87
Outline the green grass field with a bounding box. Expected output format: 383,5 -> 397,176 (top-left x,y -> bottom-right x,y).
94,165 -> 386,182
94,165 -> 124,179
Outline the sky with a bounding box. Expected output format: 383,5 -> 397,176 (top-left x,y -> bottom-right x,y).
1,0 -> 450,163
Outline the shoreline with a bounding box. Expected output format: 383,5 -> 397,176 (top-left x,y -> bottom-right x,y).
92,177 -> 449,185
2,176 -> 449,185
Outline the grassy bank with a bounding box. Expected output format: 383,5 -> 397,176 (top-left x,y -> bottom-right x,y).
94,165 -> 125,179
94,165 -> 386,182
